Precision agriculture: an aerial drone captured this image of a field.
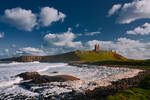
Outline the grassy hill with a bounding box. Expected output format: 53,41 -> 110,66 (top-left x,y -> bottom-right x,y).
42,50 -> 129,62
1,50 -> 150,68
0,50 -> 129,62
1,50 -> 150,100
74,50 -> 128,62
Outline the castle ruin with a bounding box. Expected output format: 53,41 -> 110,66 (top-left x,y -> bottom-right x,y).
94,44 -> 100,52
20,56 -> 42,62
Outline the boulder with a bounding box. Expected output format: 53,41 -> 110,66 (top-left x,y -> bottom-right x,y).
17,72 -> 40,80
52,71 -> 58,73
33,75 -> 80,84
17,72 -> 80,84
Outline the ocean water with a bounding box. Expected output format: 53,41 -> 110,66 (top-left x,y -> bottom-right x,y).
0,62 -> 142,99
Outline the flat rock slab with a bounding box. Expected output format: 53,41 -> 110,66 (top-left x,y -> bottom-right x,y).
33,74 -> 80,84
17,72 -> 80,84
16,72 -> 40,80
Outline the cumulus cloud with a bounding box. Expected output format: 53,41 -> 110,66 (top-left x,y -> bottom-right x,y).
0,7 -> 66,31
126,23 -> 150,35
44,28 -> 82,48
39,7 -> 66,26
0,32 -> 4,38
10,37 -> 150,59
1,7 -> 37,31
108,4 -> 121,16
43,28 -> 83,55
16,47 -> 46,56
85,40 -> 113,50
85,38 -> 150,59
109,0 -> 150,24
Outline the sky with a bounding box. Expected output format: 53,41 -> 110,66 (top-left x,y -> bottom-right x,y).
0,0 -> 150,59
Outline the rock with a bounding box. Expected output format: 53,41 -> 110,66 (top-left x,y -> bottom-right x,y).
18,72 -> 80,90
10,70 -> 150,100
52,71 -> 58,73
17,72 -> 80,84
17,72 -> 40,80
33,75 -> 80,84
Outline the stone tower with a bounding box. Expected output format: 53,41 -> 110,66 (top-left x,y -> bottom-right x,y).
94,44 -> 100,52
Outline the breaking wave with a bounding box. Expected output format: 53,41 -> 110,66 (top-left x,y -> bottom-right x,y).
0,77 -> 22,88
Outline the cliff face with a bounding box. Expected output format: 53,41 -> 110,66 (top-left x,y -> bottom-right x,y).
20,56 -> 43,62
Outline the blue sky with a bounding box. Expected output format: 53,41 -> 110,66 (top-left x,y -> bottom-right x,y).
0,0 -> 150,59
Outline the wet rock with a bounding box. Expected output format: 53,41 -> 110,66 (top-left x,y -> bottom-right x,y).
17,72 -> 80,89
52,71 -> 58,73
15,70 -> 150,100
17,72 -> 80,83
17,72 -> 40,80
62,70 -> 150,100
32,75 -> 80,84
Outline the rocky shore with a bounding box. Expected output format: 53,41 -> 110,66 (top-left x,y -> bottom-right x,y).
1,69 -> 148,100
0,63 -> 149,100
69,61 -> 150,70
66,70 -> 150,100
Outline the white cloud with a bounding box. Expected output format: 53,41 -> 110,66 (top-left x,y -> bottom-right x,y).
110,0 -> 150,24
86,40 -> 113,50
16,47 -> 46,56
44,28 -> 82,48
0,32 -> 4,38
108,4 -> 121,16
0,7 -> 67,31
1,8 -> 37,31
126,23 -> 150,35
11,37 -> 150,59
39,7 -> 66,26
85,31 -> 101,36
86,38 -> 150,59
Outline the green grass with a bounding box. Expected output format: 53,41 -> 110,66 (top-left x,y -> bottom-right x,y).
90,60 -> 150,69
75,50 -> 128,62
74,50 -> 150,69
106,75 -> 150,100
106,88 -> 150,100
139,75 -> 150,89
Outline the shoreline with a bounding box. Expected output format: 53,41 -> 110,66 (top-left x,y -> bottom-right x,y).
68,61 -> 150,70
62,70 -> 150,100
0,62 -> 150,100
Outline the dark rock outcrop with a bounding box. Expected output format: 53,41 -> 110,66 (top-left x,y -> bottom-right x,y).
32,75 -> 80,84
17,72 -> 80,89
6,70 -> 150,100
64,70 -> 150,100
17,72 -> 40,80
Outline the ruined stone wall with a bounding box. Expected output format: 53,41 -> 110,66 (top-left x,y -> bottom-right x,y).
94,44 -> 100,52
20,56 -> 42,62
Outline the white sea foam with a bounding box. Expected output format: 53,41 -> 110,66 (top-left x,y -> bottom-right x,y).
0,62 -> 142,99
37,63 -> 67,73
0,77 -> 22,88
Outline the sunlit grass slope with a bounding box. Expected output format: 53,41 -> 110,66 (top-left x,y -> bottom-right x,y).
74,50 -> 128,62
106,75 -> 150,100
